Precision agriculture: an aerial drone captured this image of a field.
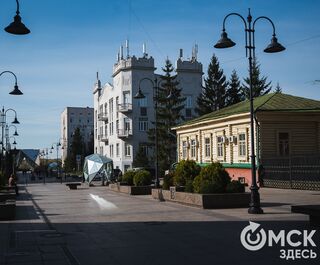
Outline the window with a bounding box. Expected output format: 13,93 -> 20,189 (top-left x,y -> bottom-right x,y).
110,144 -> 114,157
116,120 -> 119,132
123,92 -> 130,104
238,133 -> 246,157
140,145 -> 148,156
139,118 -> 148,131
204,138 -> 210,157
182,141 -> 187,159
140,107 -> 147,116
116,97 -> 119,118
124,118 -> 130,131
279,132 -> 290,156
116,143 -> 120,157
125,143 -> 131,156
138,97 -> 148,107
104,124 -> 108,136
190,139 -> 196,158
186,95 -> 192,108
109,98 -> 113,122
217,136 -> 224,158
109,122 -> 113,135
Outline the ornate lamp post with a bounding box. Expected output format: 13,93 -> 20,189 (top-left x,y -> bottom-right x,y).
134,77 -> 172,188
0,107 -> 19,172
51,141 -> 62,183
214,9 -> 285,214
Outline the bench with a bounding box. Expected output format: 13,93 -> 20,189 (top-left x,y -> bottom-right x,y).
66,183 -> 81,190
291,205 -> 320,226
0,200 -> 16,220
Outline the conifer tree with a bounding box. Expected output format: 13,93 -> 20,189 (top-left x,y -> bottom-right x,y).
242,57 -> 272,99
226,70 -> 243,106
195,54 -> 227,115
275,82 -> 282,93
149,59 -> 185,175
132,146 -> 149,168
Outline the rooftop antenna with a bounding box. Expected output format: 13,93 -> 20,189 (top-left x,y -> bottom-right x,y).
96,72 -> 101,89
126,39 -> 130,58
117,51 -> 120,62
120,45 -> 124,60
143,43 -> 147,57
179,48 -> 183,59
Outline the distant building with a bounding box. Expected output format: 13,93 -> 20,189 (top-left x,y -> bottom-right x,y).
173,93 -> 320,190
93,44 -> 203,172
60,107 -> 94,164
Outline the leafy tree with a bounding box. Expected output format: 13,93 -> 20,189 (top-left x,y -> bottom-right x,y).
275,82 -> 282,93
132,146 -> 149,168
242,57 -> 272,99
149,59 -> 185,176
85,130 -> 94,156
226,70 -> 243,106
195,54 -> 227,115
64,127 -> 86,172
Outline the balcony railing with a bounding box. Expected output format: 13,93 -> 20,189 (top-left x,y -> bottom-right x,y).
117,129 -> 132,138
98,134 -> 108,143
118,103 -> 132,113
98,112 -> 108,121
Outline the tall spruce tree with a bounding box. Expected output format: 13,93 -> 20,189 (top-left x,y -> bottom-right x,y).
242,57 -> 272,99
195,54 -> 227,115
149,59 -> 185,176
275,82 -> 282,93
226,70 -> 243,106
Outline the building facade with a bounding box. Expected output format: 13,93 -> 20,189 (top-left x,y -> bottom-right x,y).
93,46 -> 203,172
60,107 -> 94,164
173,93 -> 320,189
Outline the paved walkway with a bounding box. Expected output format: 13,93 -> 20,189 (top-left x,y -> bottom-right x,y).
0,183 -> 319,265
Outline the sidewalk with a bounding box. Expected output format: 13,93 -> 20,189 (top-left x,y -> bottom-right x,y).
0,183 -> 319,265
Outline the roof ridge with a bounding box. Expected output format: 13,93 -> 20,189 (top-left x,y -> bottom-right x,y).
255,92 -> 277,112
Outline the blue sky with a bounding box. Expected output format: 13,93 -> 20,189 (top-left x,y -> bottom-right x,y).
1,0 -> 319,156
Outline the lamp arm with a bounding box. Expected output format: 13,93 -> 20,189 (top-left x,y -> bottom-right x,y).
16,0 -> 20,15
5,108 -> 18,117
138,77 -> 155,89
253,16 -> 276,36
0,71 -> 18,85
222,13 -> 248,56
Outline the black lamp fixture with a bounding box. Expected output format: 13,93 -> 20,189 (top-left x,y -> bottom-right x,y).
214,30 -> 236,49
4,0 -> 30,35
12,116 -> 19,124
13,129 -> 18,136
214,9 -> 285,215
0,71 -> 23,95
134,88 -> 145,99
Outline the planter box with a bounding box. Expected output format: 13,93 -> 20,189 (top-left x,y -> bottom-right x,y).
152,188 -> 250,209
0,200 -> 16,220
109,183 -> 151,195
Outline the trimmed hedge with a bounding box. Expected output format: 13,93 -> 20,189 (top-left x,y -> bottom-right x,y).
162,172 -> 174,190
122,170 -> 135,186
226,180 -> 245,193
193,162 -> 231,194
173,160 -> 201,190
133,170 -> 152,186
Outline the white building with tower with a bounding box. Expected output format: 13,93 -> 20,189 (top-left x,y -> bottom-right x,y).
93,42 -> 203,172
60,107 -> 94,164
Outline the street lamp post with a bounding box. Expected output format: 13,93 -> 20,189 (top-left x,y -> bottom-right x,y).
134,77 -> 172,188
0,107 -> 19,173
51,142 -> 62,183
214,8 -> 285,214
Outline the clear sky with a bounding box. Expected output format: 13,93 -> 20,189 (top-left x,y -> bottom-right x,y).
1,0 -> 319,156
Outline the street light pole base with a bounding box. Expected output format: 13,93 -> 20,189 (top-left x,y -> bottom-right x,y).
248,185 -> 264,214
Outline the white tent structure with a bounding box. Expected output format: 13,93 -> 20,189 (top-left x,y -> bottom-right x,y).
83,154 -> 113,184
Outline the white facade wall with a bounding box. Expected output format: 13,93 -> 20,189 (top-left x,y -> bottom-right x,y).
60,107 -> 94,163
93,49 -> 203,172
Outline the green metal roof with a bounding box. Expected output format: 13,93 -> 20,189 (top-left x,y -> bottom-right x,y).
175,93 -> 320,128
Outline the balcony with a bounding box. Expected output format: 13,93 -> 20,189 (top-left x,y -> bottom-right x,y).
98,134 -> 108,144
118,103 -> 132,113
117,129 -> 132,138
98,112 -> 108,122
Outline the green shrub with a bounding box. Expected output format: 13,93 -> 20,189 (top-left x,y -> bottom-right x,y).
185,179 -> 194,193
133,170 -> 152,186
193,162 -> 231,194
226,180 -> 245,193
173,160 -> 201,187
122,170 -> 135,186
162,172 -> 174,190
